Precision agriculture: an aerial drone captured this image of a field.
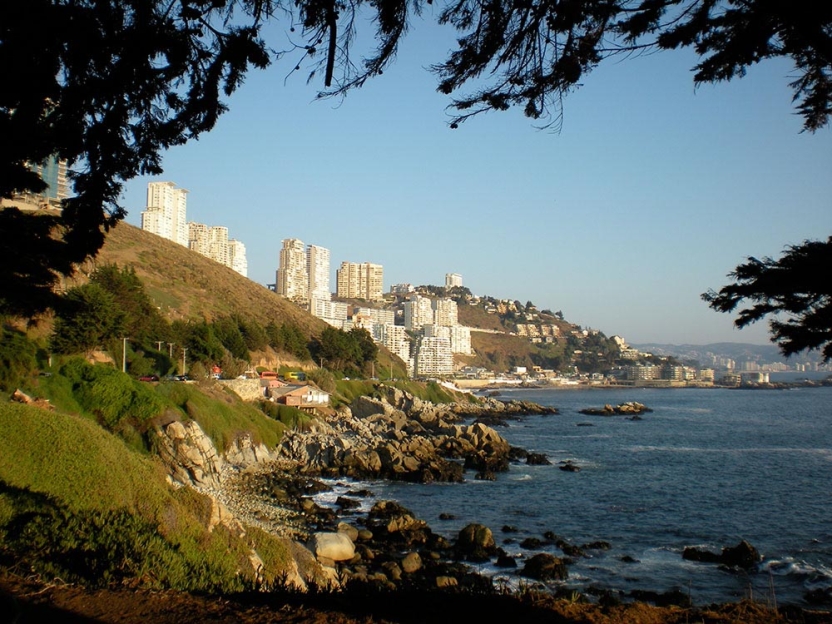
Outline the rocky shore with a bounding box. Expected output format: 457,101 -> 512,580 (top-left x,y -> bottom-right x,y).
22,386 -> 824,623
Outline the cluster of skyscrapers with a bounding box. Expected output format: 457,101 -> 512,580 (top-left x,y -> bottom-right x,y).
273,237 -> 471,377
140,182 -> 247,277
275,238 -> 383,309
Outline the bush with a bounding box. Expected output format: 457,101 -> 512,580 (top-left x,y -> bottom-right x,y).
58,359 -> 165,430
257,401 -> 313,430
0,326 -> 38,391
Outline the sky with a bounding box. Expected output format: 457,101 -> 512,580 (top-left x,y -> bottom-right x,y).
119,12 -> 832,347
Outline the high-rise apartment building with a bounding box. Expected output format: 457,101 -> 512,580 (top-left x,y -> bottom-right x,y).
445,273 -> 463,289
432,298 -> 458,327
448,325 -> 472,355
315,300 -> 349,328
373,324 -> 413,371
276,238 -> 309,305
336,262 -> 384,301
228,240 -> 248,277
142,181 -> 188,247
403,294 -> 434,331
307,245 -> 331,308
2,156 -> 69,211
414,336 -> 454,377
187,222 -> 247,277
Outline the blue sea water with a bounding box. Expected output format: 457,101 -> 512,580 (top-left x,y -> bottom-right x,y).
318,384 -> 832,607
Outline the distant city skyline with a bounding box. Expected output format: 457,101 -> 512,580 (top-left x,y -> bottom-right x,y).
118,20 -> 831,347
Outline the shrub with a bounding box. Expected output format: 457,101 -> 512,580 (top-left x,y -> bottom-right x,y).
0,326 -> 38,391
58,359 -> 165,430
257,401 -> 312,430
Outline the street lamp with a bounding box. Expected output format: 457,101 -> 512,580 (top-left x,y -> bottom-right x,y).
182,347 -> 188,375
122,337 -> 129,373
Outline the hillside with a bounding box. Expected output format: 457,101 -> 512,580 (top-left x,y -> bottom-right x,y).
84,223 -> 326,334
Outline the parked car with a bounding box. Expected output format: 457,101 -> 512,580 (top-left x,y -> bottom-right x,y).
138,375 -> 159,382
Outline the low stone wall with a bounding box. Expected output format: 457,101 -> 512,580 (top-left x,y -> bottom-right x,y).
219,378 -> 264,401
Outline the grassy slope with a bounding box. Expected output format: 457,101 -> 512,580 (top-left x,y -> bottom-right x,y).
88,222 -> 325,332
156,381 -> 285,451
0,402 -> 292,591
0,402 -> 172,513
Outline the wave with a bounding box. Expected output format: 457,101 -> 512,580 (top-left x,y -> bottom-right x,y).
627,445 -> 832,456
761,558 -> 832,588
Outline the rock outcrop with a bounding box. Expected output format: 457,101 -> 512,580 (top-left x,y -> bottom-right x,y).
579,402 -> 652,416
682,540 -> 762,569
275,389 -> 518,482
154,419 -> 277,489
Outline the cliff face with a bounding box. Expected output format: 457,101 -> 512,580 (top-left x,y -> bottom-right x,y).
154,419 -> 276,489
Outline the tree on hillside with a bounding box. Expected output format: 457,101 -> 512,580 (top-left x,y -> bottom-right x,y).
2,0 -> 829,318
50,283 -> 125,355
703,237 -> 832,361
90,264 -> 171,348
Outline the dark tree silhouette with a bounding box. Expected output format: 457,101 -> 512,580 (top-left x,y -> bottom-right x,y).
702,237 -> 832,361
2,0 -> 830,316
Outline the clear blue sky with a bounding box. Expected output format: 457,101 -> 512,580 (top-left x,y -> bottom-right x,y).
120,14 -> 831,348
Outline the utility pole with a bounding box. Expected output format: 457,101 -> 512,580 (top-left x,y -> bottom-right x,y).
168,343 -> 174,357
182,348 -> 188,375
156,340 -> 164,351
122,337 -> 128,373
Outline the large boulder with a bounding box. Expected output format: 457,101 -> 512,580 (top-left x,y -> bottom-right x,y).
682,540 -> 761,569
309,531 -> 356,562
721,540 -> 762,568
456,523 -> 496,561
521,553 -> 569,581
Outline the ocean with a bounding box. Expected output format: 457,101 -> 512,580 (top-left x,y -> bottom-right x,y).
315,382 -> 832,607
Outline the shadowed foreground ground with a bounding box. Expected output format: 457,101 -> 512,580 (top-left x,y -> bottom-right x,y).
2,572 -> 830,624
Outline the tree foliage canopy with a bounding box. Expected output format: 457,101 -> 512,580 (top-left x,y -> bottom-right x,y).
702,237 -> 832,361
2,0 -> 830,317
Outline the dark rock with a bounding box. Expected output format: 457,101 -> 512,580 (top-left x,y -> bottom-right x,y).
521,553 -> 568,581
509,446 -> 528,461
682,547 -> 723,564
581,541 -> 611,551
556,540 -> 584,558
346,488 -> 373,497
720,540 -> 762,569
682,540 -> 761,569
494,550 -> 518,568
473,415 -> 510,427
336,496 -> 361,509
629,589 -> 691,608
579,402 -> 652,416
559,461 -> 581,472
475,470 -> 497,481
501,525 -> 518,533
520,537 -> 543,549
438,513 -> 456,520
526,452 -> 552,466
456,523 -> 497,562
619,555 -> 639,563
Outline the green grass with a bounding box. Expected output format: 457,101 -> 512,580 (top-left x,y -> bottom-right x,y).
156,382 -> 285,452
0,401 -> 293,591
0,402 -> 169,513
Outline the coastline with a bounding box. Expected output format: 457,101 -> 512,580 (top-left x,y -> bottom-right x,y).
4,388 -> 831,623
213,388 -> 829,617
